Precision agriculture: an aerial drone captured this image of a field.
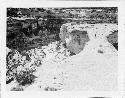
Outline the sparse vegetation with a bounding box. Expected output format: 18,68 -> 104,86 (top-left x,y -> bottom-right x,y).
6,8 -> 118,91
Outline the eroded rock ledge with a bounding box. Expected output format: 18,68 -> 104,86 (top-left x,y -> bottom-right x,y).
6,23 -> 118,91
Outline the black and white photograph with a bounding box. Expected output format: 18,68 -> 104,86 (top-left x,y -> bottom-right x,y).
6,7 -> 118,91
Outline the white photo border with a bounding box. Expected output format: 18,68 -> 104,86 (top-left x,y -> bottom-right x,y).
0,0 -> 125,98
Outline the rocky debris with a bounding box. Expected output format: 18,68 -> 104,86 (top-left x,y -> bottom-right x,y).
6,41 -> 71,90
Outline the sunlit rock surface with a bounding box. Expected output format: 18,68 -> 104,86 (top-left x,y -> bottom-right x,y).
24,41 -> 117,91
6,23 -> 118,91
